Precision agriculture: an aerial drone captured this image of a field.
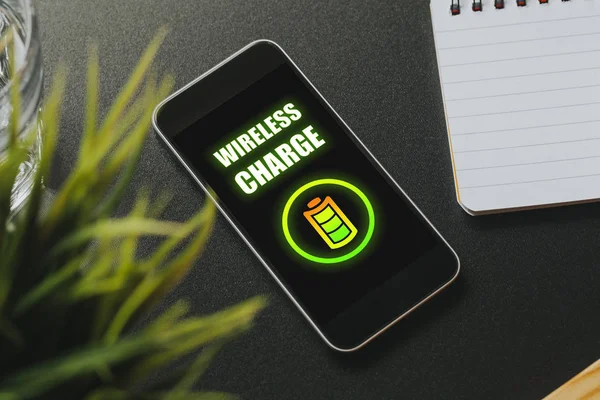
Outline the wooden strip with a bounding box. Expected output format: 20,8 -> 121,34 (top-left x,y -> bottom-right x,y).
544,359 -> 600,400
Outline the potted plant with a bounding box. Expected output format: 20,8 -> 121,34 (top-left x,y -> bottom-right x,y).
0,29 -> 265,400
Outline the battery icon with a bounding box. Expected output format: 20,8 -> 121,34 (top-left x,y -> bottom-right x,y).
303,196 -> 358,250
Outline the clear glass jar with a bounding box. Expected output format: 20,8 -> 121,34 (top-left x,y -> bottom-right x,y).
0,0 -> 43,214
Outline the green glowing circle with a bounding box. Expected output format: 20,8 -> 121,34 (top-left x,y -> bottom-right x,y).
282,179 -> 375,264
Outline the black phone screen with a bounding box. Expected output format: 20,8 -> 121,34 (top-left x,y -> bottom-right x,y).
162,48 -> 456,336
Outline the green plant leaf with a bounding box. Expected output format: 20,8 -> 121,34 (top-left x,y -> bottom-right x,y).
0,148 -> 29,311
49,218 -> 188,259
102,273 -> 165,345
141,199 -> 216,310
169,342 -> 225,396
0,318 -> 23,348
90,80 -> 158,217
0,392 -> 19,400
141,201 -> 215,273
80,43 -> 99,159
38,65 -> 67,180
0,146 -> 29,246
42,29 -> 168,240
118,190 -> 151,276
97,27 -> 167,138
146,300 -> 190,334
0,336 -> 159,399
102,201 -> 216,344
0,27 -> 265,400
147,192 -> 174,219
129,296 -> 266,381
4,66 -> 67,306
69,277 -> 127,299
83,388 -> 130,400
79,240 -> 115,283
0,297 -> 265,399
13,254 -> 87,315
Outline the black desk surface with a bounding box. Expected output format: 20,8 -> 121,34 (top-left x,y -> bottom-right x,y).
37,0 -> 600,398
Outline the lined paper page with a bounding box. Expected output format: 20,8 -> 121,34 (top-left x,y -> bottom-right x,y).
431,0 -> 600,213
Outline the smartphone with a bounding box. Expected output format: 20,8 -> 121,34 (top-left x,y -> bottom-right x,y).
153,40 -> 460,352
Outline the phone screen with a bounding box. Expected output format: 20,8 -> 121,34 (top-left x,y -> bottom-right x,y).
166,60 -> 447,329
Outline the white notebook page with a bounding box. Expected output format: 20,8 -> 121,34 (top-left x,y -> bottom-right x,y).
430,0 -> 600,214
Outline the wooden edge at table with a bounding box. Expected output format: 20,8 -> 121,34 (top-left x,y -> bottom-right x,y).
543,359 -> 600,400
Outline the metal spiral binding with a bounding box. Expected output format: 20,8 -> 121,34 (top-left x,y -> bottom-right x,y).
451,0 -> 572,15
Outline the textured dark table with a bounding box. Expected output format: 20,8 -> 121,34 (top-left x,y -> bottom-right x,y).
36,1 -> 600,399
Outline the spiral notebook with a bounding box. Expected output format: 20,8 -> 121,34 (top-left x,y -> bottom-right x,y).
430,0 -> 600,215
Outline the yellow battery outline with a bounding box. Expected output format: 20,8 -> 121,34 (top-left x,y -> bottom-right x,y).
303,196 -> 358,250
